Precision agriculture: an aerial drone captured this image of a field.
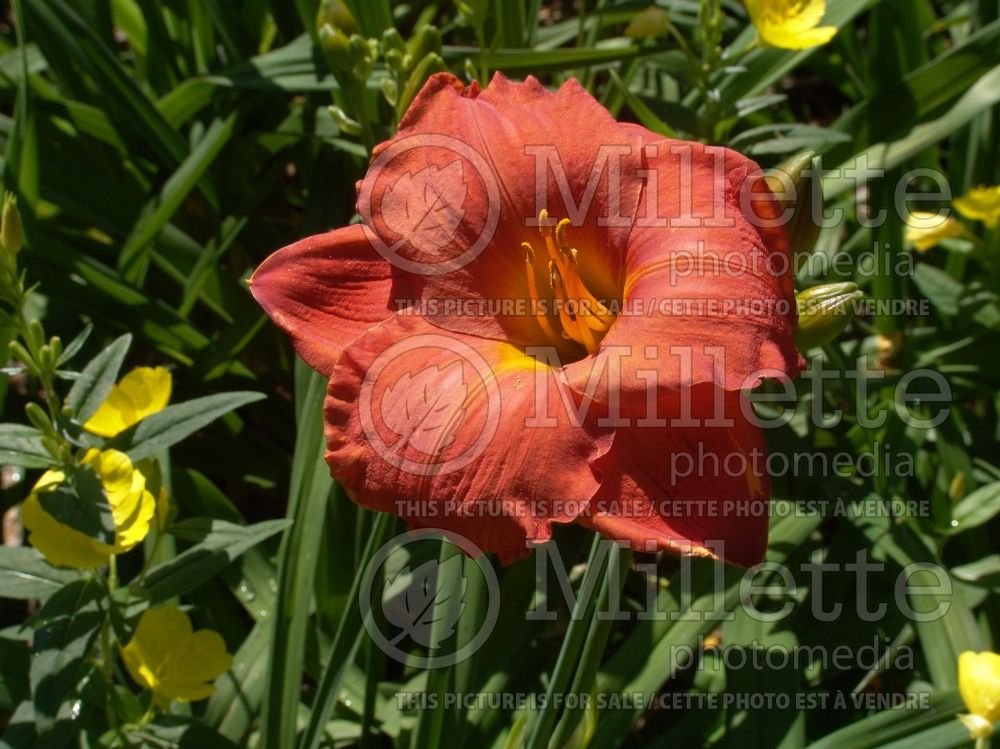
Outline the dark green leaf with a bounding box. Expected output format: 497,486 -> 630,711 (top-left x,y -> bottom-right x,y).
30,579 -> 104,735
0,424 -> 52,469
111,391 -> 266,461
142,518 -> 290,602
0,548 -> 80,600
66,333 -> 131,423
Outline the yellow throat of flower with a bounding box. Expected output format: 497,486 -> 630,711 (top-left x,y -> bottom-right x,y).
523,210 -> 614,355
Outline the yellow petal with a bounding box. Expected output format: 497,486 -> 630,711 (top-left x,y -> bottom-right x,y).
82,449 -> 155,552
122,607 -> 232,704
122,607 -> 194,692
118,366 -> 172,419
959,651 -> 1000,724
905,211 -> 964,252
21,490 -> 110,569
84,387 -> 137,437
83,366 -> 172,437
760,24 -> 837,49
954,186 -> 1000,229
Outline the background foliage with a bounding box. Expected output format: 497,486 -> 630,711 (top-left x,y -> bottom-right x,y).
1,0 -> 1000,747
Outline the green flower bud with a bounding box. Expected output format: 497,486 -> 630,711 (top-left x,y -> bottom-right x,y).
318,23 -> 353,74
385,48 -> 404,73
398,53 -> 448,117
766,151 -> 822,273
2,193 -> 23,258
327,105 -> 363,136
794,282 -> 864,351
348,34 -> 377,81
381,28 -> 405,54
407,25 -> 441,65
25,401 -> 54,437
316,0 -> 357,35
381,75 -> 398,106
8,339 -> 36,373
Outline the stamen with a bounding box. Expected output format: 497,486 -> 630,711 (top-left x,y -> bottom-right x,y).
550,262 -> 598,353
538,209 -> 554,238
523,242 -> 562,346
522,211 -> 618,354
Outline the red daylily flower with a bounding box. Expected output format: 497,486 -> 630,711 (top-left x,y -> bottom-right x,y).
251,72 -> 803,567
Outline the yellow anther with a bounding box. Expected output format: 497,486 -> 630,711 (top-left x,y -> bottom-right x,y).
521,211 -> 616,353
555,219 -> 572,251
538,209 -> 554,237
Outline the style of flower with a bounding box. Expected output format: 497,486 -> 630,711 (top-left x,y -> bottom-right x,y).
251,73 -> 801,566
21,449 -> 156,569
954,185 -> 1000,229
904,211 -> 964,252
958,650 -> 1000,740
745,0 -> 837,50
121,607 -> 233,708
84,366 -> 172,437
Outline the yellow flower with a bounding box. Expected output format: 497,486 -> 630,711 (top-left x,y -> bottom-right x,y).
84,366 -> 172,437
958,651 -> 1000,739
21,449 -> 156,569
745,0 -> 837,50
954,185 -> 1000,229
905,211 -> 964,252
121,607 -> 233,707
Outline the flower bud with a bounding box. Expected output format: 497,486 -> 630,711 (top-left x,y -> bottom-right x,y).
793,282 -> 864,351
625,6 -> 671,38
327,105 -> 363,136
766,152 -> 822,273
2,193 -> 23,259
316,0 -> 357,35
407,24 -> 441,65
318,23 -> 352,75
381,28 -> 405,54
398,53 -> 447,118
25,402 -> 54,437
381,75 -> 398,106
348,34 -> 378,81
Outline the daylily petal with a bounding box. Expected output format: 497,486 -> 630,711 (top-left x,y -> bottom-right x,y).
324,312 -> 614,563
359,72 -> 645,347
580,387 -> 770,567
565,141 -> 800,406
250,224 -> 412,376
